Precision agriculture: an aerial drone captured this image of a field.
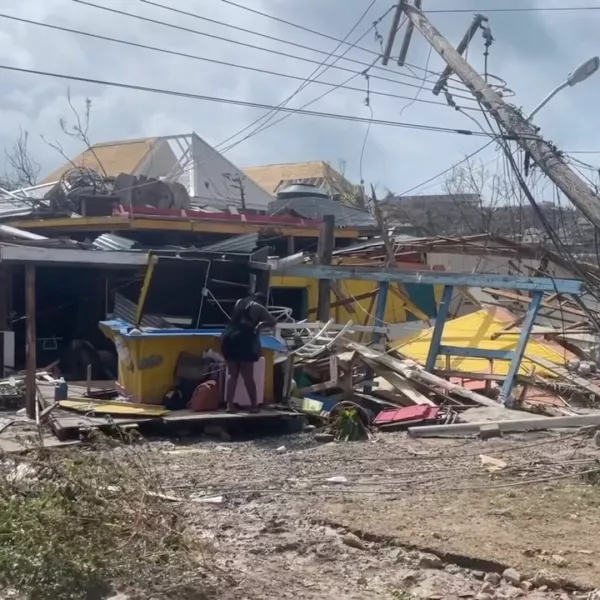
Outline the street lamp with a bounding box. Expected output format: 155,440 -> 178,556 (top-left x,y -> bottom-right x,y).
527,56 -> 600,121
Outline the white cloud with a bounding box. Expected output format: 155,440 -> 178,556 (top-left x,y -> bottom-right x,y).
0,0 -> 597,198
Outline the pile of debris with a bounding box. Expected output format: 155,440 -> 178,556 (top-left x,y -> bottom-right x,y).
0,377 -> 25,410
286,309 -> 600,439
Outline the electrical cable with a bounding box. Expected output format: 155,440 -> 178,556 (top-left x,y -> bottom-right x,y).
427,5 -> 600,13
0,13 -> 483,112
225,0 -> 384,153
0,65 -> 518,140
216,56 -> 383,159
397,140 -> 495,196
73,0 -> 478,100
398,46 -> 433,117
219,0 -> 464,83
481,103 -> 600,328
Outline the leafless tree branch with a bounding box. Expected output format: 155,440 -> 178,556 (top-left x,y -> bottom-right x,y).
3,128 -> 41,188
47,90 -> 107,177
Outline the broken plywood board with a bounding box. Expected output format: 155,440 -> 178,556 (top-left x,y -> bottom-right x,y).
392,307 -> 575,377
361,356 -> 434,406
348,342 -> 500,409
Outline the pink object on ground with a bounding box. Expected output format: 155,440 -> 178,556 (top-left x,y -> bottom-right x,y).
226,357 -> 266,407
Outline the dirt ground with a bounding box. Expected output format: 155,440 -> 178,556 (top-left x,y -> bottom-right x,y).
146,427 -> 600,599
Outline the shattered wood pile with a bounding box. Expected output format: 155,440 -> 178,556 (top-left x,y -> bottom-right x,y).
288,294 -> 600,437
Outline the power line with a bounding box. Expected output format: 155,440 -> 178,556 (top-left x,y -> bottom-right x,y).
149,0 -> 467,89
0,12 -> 477,111
426,5 -> 600,14
217,58 -> 382,155
139,0 -> 392,78
0,64 -> 505,138
566,150 -> 600,154
73,0 -> 477,100
221,0 -> 384,149
397,140 -> 495,196
218,0 -> 482,84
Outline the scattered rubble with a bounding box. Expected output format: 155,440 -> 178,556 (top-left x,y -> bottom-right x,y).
341,532 -> 366,550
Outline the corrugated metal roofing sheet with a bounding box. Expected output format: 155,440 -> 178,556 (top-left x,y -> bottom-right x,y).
0,182 -> 56,220
197,233 -> 258,254
269,196 -> 376,228
113,293 -> 169,328
93,233 -> 139,251
333,233 -> 419,255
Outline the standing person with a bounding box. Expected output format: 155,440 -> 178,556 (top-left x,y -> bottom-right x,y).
221,292 -> 277,413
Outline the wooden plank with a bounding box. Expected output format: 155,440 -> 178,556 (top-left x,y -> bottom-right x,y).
307,289 -> 376,316
482,288 -> 589,319
357,291 -> 378,343
348,342 -> 500,408
361,356 -> 434,405
281,265 -> 583,294
410,413 -> 600,438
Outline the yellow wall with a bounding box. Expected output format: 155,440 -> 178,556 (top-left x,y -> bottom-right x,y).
99,325 -> 275,405
271,275 -> 410,325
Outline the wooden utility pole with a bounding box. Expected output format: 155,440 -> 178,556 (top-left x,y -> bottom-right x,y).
316,214 -> 335,322
25,265 -> 37,420
401,3 -> 600,230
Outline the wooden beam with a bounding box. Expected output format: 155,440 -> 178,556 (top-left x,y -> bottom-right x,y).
25,265 -> 36,420
388,284 -> 430,321
307,289 -> 376,316
317,215 -> 335,322
348,341 -> 500,408
358,291 -> 379,343
0,244 -> 148,268
279,264 -> 583,294
362,356 -> 434,405
482,288 -> 589,318
10,216 -> 360,239
409,413 -> 600,437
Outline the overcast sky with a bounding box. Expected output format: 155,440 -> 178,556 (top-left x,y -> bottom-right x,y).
0,0 -> 598,197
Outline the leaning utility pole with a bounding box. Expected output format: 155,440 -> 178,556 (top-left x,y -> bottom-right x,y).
396,2 -> 600,230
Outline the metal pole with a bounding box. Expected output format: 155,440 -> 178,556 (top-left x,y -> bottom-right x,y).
403,3 -> 600,230
526,81 -> 568,121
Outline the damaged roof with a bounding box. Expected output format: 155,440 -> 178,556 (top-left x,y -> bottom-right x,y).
269,196 -> 376,228
42,138 -> 159,183
197,233 -> 259,254
244,160 -> 356,197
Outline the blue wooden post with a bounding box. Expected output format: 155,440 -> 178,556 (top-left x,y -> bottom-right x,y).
364,282 -> 390,393
374,281 -> 390,331
425,284 -> 453,372
500,290 -> 543,407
